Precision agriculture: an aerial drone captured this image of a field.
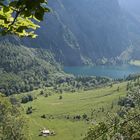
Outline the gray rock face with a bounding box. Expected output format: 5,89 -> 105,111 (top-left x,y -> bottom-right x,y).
119,0 -> 140,60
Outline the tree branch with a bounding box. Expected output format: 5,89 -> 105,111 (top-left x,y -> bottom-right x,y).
9,0 -> 26,27
10,10 -> 20,26
92,113 -> 140,140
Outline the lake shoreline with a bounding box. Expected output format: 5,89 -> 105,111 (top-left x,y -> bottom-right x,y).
64,64 -> 140,79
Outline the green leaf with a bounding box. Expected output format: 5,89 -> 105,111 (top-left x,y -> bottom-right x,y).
3,6 -> 10,13
9,1 -> 18,7
16,26 -> 28,32
0,0 -> 50,38
35,11 -> 44,21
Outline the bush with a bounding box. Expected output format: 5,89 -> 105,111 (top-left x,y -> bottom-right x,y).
41,114 -> 46,119
44,94 -> 48,97
74,115 -> 81,120
40,90 -> 44,95
82,113 -> 88,119
21,95 -> 33,104
118,97 -> 135,108
26,107 -> 32,114
59,95 -> 63,100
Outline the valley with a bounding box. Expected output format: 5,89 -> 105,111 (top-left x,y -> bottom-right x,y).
19,82 -> 126,140
1,0 -> 140,140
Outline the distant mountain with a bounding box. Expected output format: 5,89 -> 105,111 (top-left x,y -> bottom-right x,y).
23,0 -> 132,65
119,0 -> 140,17
119,0 -> 140,60
0,36 -> 67,95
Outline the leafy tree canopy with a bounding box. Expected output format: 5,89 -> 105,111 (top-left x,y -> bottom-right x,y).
0,0 -> 50,38
0,94 -> 29,140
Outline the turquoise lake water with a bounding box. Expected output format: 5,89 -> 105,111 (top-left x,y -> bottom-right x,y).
64,65 -> 140,79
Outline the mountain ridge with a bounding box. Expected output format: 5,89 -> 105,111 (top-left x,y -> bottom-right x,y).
22,0 -> 133,66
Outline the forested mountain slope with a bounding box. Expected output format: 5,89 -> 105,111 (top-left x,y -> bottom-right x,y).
1,0 -> 140,95
0,36 -> 67,95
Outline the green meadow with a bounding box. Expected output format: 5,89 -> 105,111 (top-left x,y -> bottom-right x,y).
22,82 -> 127,140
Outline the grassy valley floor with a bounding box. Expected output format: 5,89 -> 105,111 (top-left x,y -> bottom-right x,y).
22,82 -> 127,140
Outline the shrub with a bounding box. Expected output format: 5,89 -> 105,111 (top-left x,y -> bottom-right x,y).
26,107 -> 32,114
41,114 -> 46,119
118,97 -> 135,108
59,95 -> 63,100
40,90 -> 44,95
82,113 -> 88,119
21,95 -> 33,104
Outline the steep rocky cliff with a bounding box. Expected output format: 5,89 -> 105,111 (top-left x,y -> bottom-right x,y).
23,0 -> 131,65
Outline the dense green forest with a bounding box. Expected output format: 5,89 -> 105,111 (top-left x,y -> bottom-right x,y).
0,37 -> 66,95
0,37 -> 113,96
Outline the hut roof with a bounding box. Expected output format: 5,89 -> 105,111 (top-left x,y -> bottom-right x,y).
42,130 -> 50,134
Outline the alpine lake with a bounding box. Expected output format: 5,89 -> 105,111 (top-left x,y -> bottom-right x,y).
64,65 -> 140,79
